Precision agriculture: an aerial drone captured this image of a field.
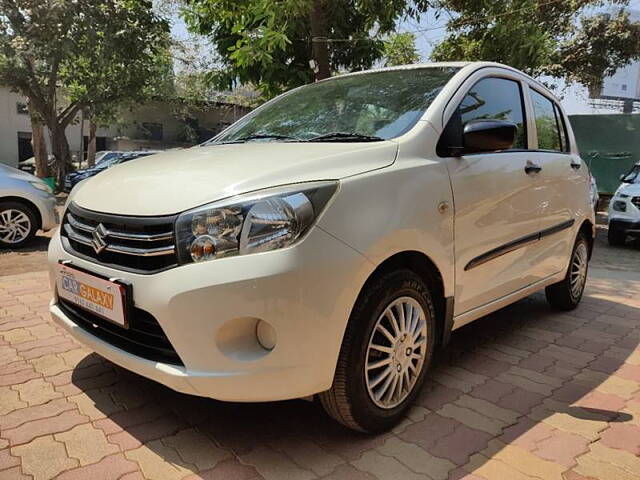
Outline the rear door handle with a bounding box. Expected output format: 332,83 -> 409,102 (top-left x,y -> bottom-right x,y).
570,161 -> 581,170
525,161 -> 542,175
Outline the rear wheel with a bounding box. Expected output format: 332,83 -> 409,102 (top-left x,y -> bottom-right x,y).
319,269 -> 436,433
608,225 -> 626,246
545,233 -> 589,310
0,202 -> 38,248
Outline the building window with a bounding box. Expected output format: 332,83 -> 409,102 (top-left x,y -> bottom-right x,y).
622,84 -> 628,91
17,131 -> 33,162
141,122 -> 163,141
16,103 -> 28,115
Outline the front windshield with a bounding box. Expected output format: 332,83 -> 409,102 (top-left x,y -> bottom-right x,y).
212,67 -> 460,143
99,155 -> 124,168
622,165 -> 640,183
96,153 -> 121,166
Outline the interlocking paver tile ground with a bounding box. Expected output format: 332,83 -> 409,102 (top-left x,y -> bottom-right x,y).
1,224 -> 639,479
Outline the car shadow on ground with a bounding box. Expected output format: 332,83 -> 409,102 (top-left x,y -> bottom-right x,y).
71,269 -> 640,478
0,235 -> 51,253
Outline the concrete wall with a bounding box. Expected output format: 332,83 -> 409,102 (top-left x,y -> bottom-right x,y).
0,87 -> 250,168
0,89 -> 37,167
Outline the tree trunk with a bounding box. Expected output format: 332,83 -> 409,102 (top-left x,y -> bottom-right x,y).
309,0 -> 331,81
29,112 -> 49,178
87,120 -> 97,167
49,124 -> 71,191
623,99 -> 634,114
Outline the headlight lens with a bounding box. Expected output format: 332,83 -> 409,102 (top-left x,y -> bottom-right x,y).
175,181 -> 338,264
29,181 -> 52,194
613,200 -> 627,212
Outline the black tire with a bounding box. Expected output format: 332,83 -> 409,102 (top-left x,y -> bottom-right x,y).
608,225 -> 626,246
319,269 -> 436,433
0,201 -> 38,248
545,233 -> 589,311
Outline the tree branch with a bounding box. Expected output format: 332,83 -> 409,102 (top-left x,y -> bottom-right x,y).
59,102 -> 83,127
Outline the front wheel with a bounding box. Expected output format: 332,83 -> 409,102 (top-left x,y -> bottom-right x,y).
0,201 -> 38,248
319,269 -> 436,433
545,233 -> 589,310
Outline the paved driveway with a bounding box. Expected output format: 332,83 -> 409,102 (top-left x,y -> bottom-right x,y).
0,227 -> 639,480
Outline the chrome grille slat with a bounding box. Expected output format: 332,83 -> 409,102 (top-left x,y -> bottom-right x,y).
67,212 -> 173,242
106,230 -> 174,242
63,224 -> 93,246
66,213 -> 94,233
63,224 -> 175,257
61,203 -> 179,273
105,244 -> 175,257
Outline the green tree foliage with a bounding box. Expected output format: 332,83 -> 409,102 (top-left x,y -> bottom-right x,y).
431,0 -> 640,92
383,32 -> 420,66
0,0 -> 170,185
182,0 -> 431,97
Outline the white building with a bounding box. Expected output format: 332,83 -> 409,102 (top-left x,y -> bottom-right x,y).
598,9 -> 640,103
0,87 -> 250,168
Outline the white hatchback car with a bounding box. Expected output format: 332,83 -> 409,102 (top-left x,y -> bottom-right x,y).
48,62 -> 594,432
608,161 -> 640,245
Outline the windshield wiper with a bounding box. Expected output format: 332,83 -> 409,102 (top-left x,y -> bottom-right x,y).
216,134 -> 301,144
305,132 -> 384,142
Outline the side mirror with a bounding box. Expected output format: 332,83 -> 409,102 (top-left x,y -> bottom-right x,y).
620,174 -> 627,182
463,119 -> 517,154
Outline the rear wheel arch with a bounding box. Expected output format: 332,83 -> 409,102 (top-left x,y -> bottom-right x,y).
578,219 -> 594,258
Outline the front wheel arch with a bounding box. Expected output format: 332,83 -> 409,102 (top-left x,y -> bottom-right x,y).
353,251 -> 448,349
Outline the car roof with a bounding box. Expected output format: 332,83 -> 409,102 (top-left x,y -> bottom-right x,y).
322,61 -> 557,106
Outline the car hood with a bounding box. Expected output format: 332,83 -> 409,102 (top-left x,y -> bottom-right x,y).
72,142 -> 398,215
616,182 -> 640,197
0,163 -> 38,182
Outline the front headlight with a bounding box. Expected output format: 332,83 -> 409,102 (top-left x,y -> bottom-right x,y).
29,181 -> 52,194
175,181 -> 338,264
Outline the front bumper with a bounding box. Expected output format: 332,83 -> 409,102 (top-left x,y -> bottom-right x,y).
609,219 -> 640,237
35,191 -> 59,231
48,226 -> 371,402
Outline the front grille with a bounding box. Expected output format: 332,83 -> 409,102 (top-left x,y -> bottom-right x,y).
632,197 -> 640,210
61,203 -> 178,273
58,298 -> 184,366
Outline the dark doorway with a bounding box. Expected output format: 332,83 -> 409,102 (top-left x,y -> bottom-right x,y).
17,131 -> 33,162
83,136 -> 108,157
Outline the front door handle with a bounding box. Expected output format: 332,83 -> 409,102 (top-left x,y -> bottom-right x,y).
525,161 -> 542,175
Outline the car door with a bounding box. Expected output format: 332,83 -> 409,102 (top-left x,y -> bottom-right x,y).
443,74 -> 548,316
526,88 -> 584,278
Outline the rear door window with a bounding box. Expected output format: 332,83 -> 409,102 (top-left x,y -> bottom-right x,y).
530,89 -> 563,151
554,104 -> 569,152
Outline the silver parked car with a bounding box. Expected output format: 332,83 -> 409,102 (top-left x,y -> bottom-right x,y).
0,163 -> 58,247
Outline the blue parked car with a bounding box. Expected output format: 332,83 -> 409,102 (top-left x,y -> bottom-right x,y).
64,151 -> 160,192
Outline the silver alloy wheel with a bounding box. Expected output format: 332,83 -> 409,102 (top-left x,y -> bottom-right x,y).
365,296 -> 428,409
570,242 -> 588,299
0,209 -> 31,244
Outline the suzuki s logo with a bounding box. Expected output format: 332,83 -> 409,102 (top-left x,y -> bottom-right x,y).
91,223 -> 108,254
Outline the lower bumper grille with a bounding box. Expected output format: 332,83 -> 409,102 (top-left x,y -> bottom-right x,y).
58,298 -> 184,366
